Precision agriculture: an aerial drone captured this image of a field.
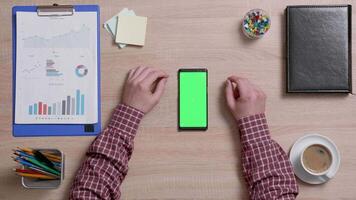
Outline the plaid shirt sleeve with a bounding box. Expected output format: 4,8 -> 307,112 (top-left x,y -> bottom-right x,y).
238,113 -> 299,200
69,104 -> 144,200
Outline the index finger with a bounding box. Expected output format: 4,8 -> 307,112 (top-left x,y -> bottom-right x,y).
141,70 -> 168,88
227,76 -> 250,98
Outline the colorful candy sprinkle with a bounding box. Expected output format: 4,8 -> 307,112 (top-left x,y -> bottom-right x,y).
242,9 -> 271,39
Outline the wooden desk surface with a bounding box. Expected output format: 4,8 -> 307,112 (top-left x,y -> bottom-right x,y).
1,0 -> 355,199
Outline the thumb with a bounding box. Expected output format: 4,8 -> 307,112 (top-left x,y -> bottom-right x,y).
153,77 -> 168,100
225,80 -> 235,109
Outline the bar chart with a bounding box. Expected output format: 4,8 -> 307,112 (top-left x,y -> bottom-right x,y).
46,59 -> 62,77
28,89 -> 85,116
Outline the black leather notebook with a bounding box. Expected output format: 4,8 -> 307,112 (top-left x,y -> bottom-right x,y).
286,5 -> 352,93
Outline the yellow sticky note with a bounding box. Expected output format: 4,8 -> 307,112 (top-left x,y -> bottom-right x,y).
115,15 -> 147,46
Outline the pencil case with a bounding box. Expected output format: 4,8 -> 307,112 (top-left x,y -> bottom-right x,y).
21,149 -> 65,189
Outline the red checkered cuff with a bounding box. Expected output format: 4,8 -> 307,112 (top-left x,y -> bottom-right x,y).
107,104 -> 144,139
237,113 -> 271,149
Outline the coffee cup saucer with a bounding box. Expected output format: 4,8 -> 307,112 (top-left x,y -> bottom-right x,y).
289,134 -> 340,184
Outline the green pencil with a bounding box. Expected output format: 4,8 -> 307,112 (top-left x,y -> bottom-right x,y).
20,156 -> 60,176
26,166 -> 60,178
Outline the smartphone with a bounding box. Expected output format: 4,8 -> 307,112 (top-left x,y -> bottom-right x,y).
178,68 -> 208,130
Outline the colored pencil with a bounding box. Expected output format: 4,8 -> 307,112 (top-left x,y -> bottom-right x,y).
18,147 -> 61,159
26,166 -> 60,178
13,151 -> 61,169
13,147 -> 63,181
15,172 -> 57,179
16,148 -> 61,162
15,156 -> 60,175
20,156 -> 60,176
13,157 -> 39,169
14,147 -> 61,163
33,150 -> 55,169
13,158 -> 60,178
13,150 -> 35,159
14,149 -> 61,165
13,168 -> 41,174
13,168 -> 59,178
40,153 -> 61,162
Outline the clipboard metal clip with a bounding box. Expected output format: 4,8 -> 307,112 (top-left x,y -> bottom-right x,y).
37,4 -> 74,17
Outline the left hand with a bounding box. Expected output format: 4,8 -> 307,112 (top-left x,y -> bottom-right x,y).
121,66 -> 169,113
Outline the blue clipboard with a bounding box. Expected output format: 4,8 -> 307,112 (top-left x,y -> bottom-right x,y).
12,5 -> 101,137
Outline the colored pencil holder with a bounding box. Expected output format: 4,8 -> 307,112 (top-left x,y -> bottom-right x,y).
21,149 -> 65,189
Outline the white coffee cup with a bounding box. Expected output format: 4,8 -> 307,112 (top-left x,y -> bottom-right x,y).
299,143 -> 333,178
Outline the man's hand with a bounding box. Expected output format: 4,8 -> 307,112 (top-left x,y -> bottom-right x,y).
225,76 -> 266,121
122,66 -> 168,113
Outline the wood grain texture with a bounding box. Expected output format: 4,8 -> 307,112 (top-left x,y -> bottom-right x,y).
0,0 -> 355,199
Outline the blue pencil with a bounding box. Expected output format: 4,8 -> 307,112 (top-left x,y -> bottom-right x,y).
13,150 -> 61,168
14,149 -> 61,164
13,157 -> 59,177
13,150 -> 35,159
13,157 -> 38,169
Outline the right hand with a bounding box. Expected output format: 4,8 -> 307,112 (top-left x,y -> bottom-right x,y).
225,76 -> 266,121
122,66 -> 168,113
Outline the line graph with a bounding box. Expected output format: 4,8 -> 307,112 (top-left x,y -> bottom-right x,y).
23,24 -> 90,48
22,63 -> 41,74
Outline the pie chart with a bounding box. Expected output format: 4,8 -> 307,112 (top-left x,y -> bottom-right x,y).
75,65 -> 88,77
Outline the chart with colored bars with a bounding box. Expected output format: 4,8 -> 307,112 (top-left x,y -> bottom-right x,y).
46,59 -> 62,77
28,90 -> 84,116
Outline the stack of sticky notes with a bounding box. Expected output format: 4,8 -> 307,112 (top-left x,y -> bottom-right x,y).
104,8 -> 148,48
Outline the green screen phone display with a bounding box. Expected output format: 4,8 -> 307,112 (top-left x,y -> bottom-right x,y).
179,69 -> 207,130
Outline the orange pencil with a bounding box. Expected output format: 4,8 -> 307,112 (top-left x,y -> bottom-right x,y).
16,147 -> 61,162
15,172 -> 58,179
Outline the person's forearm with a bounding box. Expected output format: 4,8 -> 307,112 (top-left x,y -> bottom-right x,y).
69,104 -> 144,200
238,113 -> 298,200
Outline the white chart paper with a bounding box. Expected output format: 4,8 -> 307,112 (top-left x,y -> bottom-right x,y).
15,12 -> 98,124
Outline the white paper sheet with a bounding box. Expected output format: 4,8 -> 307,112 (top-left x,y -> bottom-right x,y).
15,12 -> 98,124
